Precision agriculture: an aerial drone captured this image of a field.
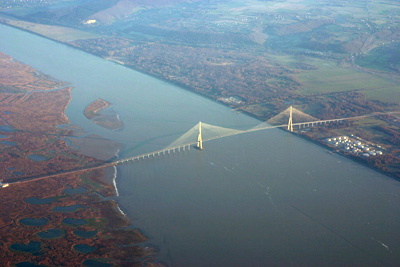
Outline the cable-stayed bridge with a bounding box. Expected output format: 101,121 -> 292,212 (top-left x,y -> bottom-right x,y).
10,107 -> 400,184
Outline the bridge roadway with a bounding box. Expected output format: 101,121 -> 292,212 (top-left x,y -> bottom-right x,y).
114,143 -> 196,165
13,119 -> 346,185
10,142 -> 200,185
9,111 -> 400,185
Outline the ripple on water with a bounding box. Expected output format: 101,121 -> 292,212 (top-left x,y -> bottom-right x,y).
19,218 -> 48,227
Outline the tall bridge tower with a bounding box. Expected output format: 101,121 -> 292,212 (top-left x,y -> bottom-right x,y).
197,121 -> 203,150
288,106 -> 293,132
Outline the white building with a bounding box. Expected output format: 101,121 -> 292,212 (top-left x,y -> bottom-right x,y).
0,182 -> 9,188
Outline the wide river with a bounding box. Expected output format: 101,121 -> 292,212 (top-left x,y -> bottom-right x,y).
1,24 -> 400,266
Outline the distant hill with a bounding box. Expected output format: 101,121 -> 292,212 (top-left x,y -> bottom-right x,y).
90,0 -> 202,24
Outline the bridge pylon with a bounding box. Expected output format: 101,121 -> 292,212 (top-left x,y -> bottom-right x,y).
288,106 -> 293,132
197,121 -> 203,150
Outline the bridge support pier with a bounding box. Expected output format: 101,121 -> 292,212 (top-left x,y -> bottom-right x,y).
197,121 -> 204,150
287,106 -> 293,132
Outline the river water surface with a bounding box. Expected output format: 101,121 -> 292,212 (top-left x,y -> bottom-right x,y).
1,24 -> 400,266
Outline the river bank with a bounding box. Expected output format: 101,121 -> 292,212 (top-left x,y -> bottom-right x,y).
0,49 -> 163,266
0,14 -> 399,179
3,22 -> 400,266
294,130 -> 400,182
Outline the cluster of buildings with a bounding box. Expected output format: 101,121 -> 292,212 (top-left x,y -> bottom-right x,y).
83,19 -> 97,25
217,96 -> 243,106
1,0 -> 49,8
0,182 -> 9,188
326,135 -> 384,157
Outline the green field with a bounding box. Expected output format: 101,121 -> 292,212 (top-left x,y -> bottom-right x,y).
356,42 -> 400,72
364,86 -> 400,104
1,18 -> 100,42
270,55 -> 400,104
297,59 -> 396,94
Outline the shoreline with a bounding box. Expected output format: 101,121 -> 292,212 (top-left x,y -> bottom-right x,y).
1,21 -> 398,182
0,21 -> 242,114
0,48 -> 154,265
116,203 -> 126,216
293,130 -> 400,182
112,166 -> 119,197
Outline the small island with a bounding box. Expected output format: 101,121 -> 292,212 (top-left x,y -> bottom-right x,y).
84,98 -> 124,131
0,52 -> 161,266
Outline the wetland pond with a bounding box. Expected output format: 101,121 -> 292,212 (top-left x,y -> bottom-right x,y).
27,155 -> 47,162
36,229 -> 64,239
2,24 -> 400,266
25,197 -> 54,205
62,218 -> 87,226
19,218 -> 48,227
10,241 -> 41,253
74,230 -> 97,239
74,244 -> 96,254
52,204 -> 84,212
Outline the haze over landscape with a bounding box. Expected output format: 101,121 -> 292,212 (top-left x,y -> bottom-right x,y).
0,0 -> 400,266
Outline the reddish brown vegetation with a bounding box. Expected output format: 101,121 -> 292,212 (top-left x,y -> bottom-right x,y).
0,53 -> 61,93
71,38 -> 300,103
84,98 -> 111,120
0,52 -> 158,266
0,170 -> 151,267
375,125 -> 400,145
0,88 -> 70,132
0,86 -> 96,181
0,52 -> 97,181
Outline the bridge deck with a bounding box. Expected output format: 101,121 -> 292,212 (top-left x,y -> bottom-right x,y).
8,110 -> 400,185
